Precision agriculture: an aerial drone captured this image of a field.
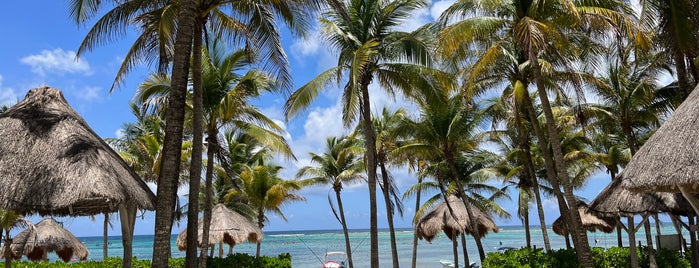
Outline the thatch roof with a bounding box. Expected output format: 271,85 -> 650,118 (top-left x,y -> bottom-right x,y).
619,85 -> 699,192
415,195 -> 498,242
0,87 -> 156,216
4,218 -> 88,262
589,179 -> 693,217
176,203 -> 263,250
552,201 -> 614,236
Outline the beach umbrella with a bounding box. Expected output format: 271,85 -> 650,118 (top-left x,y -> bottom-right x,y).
551,201 -> 614,236
618,85 -> 699,214
0,87 -> 156,267
416,195 -> 499,242
176,203 -> 262,256
588,178 -> 692,268
4,218 -> 88,262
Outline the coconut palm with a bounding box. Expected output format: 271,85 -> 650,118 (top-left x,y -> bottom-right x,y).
284,0 -> 443,264
226,164 -> 306,257
360,107 -> 408,267
436,1 -> 648,265
0,210 -> 31,268
640,0 -> 699,97
393,92 -> 494,262
296,135 -> 364,268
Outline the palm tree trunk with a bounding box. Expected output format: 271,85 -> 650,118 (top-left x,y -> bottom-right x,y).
187,21 -> 204,268
529,50 -> 593,267
675,51 -> 692,99
359,81 -> 379,268
152,0 -> 196,266
514,104 -> 551,251
256,209 -> 265,258
103,213 -> 109,260
199,127 -> 218,267
4,231 -> 11,268
452,229 -> 459,268
460,233 -> 470,267
335,189 -> 355,268
379,163 -> 399,268
523,208 -> 531,248
445,155 -> 485,261
643,215 -> 657,268
411,176 -> 422,268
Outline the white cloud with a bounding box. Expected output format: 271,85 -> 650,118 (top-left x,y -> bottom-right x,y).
75,86 -> 101,101
431,0 -> 455,20
0,75 -> 18,107
20,48 -> 92,76
115,128 -> 126,139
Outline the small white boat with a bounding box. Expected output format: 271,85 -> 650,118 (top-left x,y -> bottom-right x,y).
322,251 -> 347,268
440,259 -> 478,268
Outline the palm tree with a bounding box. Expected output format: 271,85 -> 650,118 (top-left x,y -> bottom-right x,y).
226,164 -> 306,257
640,0 -> 699,97
296,135 -> 365,268
0,210 -> 31,268
394,92 -> 494,262
284,1 -> 441,265
357,107 -> 408,267
436,1 -> 647,265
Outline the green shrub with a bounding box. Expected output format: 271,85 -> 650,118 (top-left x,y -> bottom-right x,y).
482,246 -> 689,268
0,253 -> 291,268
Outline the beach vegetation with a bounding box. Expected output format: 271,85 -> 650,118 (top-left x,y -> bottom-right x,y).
482,246 -> 690,268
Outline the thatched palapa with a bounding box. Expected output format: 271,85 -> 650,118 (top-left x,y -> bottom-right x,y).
416,195 -> 498,242
5,218 -> 88,262
0,86 -> 156,215
176,203 -> 263,251
590,178 -> 692,217
552,201 -> 613,236
619,85 -> 699,193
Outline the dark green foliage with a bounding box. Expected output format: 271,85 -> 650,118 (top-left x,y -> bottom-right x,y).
482,247 -> 689,268
0,253 -> 292,268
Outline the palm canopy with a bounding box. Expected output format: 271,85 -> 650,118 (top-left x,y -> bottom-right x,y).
296,135 -> 365,189
284,0 -> 450,125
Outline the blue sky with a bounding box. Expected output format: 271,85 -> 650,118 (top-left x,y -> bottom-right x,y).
0,1 -> 614,237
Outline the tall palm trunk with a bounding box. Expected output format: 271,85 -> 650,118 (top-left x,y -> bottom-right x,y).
460,233 -> 469,267
675,51 -> 692,99
103,213 -> 109,260
199,126 -> 218,267
359,79 -> 380,268
523,207 -> 531,248
187,21 -> 204,268
514,110 -> 551,251
379,163 -> 399,268
528,50 -> 593,267
451,229 -> 459,268
411,176 -> 422,268
152,0 -> 197,267
335,187 -> 355,268
4,230 -> 11,268
256,209 -> 265,257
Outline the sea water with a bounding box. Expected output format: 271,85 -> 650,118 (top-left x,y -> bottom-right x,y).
50,224 -> 690,267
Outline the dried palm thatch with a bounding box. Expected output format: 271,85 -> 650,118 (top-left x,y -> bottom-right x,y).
589,179 -> 689,217
619,85 -> 699,193
415,195 -> 498,242
552,201 -> 614,236
0,87 -> 156,216
4,218 -> 88,262
176,203 -> 263,250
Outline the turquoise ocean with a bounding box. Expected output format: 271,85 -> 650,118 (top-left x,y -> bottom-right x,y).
50,224 -> 689,267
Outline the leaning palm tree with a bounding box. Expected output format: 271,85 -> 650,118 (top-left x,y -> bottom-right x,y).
296,135 -> 364,268
226,164 -> 306,257
284,1 -> 444,265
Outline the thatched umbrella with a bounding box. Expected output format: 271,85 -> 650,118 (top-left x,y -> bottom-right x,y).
416,195 -> 499,241
176,204 -> 262,257
5,218 -> 88,262
0,87 -> 156,267
618,85 -> 699,213
588,178 -> 692,268
552,201 -> 614,236
416,195 -> 498,268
